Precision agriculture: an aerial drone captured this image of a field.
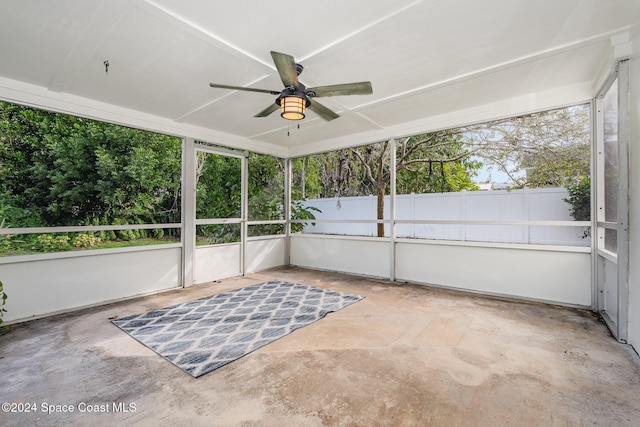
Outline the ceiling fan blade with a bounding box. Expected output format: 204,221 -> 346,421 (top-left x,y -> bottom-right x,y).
308,100 -> 339,121
209,83 -> 279,95
307,81 -> 373,97
270,51 -> 299,88
254,103 -> 279,118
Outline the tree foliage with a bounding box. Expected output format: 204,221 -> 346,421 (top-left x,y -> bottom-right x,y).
563,175 -> 591,238
0,101 -> 182,235
1,100 -> 590,247
564,176 -> 591,221
466,105 -> 590,187
291,156 -> 323,199
293,105 -> 589,237
1,100 -> 319,252
295,131 -> 482,236
194,151 -> 318,244
196,152 -> 241,220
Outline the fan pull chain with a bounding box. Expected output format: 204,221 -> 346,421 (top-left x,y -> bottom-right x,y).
287,123 -> 301,137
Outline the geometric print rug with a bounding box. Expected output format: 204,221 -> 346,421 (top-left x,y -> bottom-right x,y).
112,281 -> 365,377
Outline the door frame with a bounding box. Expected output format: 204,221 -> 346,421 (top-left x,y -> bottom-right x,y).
594,60 -> 630,342
182,139 -> 248,286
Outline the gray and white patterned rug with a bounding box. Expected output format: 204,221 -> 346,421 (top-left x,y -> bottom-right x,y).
112,280 -> 364,377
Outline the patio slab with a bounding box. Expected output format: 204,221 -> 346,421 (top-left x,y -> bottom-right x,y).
1,266 -> 639,426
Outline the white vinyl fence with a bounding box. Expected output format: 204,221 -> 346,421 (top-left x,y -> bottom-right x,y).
302,188 -> 589,246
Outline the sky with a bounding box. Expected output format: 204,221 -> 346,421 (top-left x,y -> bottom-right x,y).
474,165 -> 511,184
472,159 -> 524,185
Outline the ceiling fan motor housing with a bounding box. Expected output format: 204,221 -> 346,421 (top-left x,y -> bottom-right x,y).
275,86 -> 311,108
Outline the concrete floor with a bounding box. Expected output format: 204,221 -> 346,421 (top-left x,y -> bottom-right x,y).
1,267 -> 640,427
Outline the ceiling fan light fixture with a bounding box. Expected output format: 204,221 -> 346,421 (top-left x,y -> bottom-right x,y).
279,95 -> 308,120
210,51 -> 372,121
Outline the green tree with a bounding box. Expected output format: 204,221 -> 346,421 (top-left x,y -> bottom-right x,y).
299,131 -> 481,237
354,133 -> 480,237
563,175 -> 591,238
565,175 -> 591,219
293,105 -> 589,237
196,152 -> 241,220
1,100 -> 589,247
248,153 -> 283,221
0,101 -> 182,236
292,156 -> 323,199
194,151 -> 319,242
394,132 -> 481,194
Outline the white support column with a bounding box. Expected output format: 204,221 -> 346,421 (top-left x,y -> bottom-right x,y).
241,151 -> 249,276
627,34 -> 640,351
594,87 -> 608,312
389,138 -> 397,282
617,60 -> 630,342
182,137 -> 196,288
590,99 -> 599,311
284,158 -> 292,265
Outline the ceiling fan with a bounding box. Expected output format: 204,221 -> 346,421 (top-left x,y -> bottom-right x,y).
209,51 -> 373,121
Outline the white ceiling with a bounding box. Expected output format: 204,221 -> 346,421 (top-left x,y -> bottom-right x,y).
0,0 -> 638,157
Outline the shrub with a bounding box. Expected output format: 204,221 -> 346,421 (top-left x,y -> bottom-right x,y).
564,176 -> 590,238
116,229 -> 136,241
0,233 -> 13,252
73,233 -> 102,248
564,176 -> 590,221
34,234 -> 71,252
290,200 -> 320,233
